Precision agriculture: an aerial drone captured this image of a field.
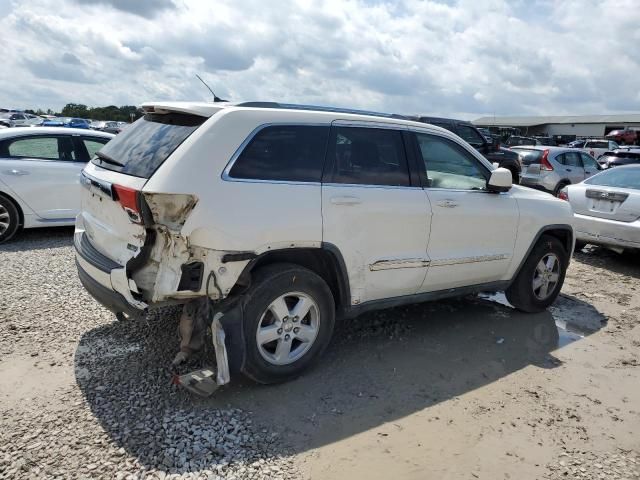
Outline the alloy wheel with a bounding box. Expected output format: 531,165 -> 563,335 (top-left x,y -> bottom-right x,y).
255,292 -> 320,366
532,253 -> 560,300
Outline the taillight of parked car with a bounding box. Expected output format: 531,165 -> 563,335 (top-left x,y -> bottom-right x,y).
557,188 -> 569,201
540,149 -> 554,171
112,184 -> 143,223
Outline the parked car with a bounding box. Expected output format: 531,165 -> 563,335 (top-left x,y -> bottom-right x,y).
560,165 -> 640,253
511,146 -> 601,196
0,112 -> 29,128
533,136 -> 556,146
74,101 -> 574,389
101,121 -> 127,134
605,128 -> 637,145
505,136 -> 542,147
90,120 -> 106,130
581,139 -> 619,160
411,116 -> 522,183
567,140 -> 586,148
41,117 -> 91,129
597,148 -> 640,168
0,127 -> 114,242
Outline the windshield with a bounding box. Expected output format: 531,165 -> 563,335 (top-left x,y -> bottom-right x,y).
584,167 -> 640,189
91,112 -> 206,178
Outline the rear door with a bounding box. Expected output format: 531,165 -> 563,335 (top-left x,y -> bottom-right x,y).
321,124 -> 431,304
0,134 -> 87,219
411,131 -> 518,292
556,151 -> 585,184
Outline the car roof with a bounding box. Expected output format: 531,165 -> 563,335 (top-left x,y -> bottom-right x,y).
140,100 -> 459,135
0,127 -> 115,139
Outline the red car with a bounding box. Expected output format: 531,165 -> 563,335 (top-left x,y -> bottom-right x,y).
605,128 -> 637,145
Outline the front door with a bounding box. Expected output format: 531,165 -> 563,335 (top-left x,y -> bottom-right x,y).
410,131 -> 519,292
0,134 -> 86,219
322,124 -> 431,304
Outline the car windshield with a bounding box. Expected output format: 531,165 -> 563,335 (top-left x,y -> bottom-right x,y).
92,112 -> 206,178
584,167 -> 640,189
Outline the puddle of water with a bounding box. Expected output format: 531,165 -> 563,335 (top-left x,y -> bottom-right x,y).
478,292 -> 605,348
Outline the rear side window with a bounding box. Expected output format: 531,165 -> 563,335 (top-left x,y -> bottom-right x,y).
587,141 -> 608,149
229,125 -> 329,182
327,127 -> 410,187
92,113 -> 205,178
6,136 -> 76,161
513,149 -> 543,165
557,152 -> 581,167
83,138 -> 109,158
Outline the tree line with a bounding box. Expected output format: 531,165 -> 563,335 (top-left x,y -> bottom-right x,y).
25,103 -> 144,122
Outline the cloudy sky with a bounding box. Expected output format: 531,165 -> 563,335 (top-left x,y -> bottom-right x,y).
0,0 -> 639,119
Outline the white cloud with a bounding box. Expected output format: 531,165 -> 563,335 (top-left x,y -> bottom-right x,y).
0,0 -> 638,118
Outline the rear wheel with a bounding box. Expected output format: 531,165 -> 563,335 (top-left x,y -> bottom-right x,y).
554,181 -> 570,197
506,235 -> 568,313
509,168 -> 520,184
0,194 -> 20,244
240,263 -> 335,384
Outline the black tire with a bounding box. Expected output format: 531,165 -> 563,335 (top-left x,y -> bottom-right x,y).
510,168 -> 520,185
554,181 -> 570,197
0,194 -> 20,244
506,235 -> 568,313
240,263 -> 335,384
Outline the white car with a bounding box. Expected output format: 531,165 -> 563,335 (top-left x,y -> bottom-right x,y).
0,127 -> 114,242
560,165 -> 640,253
74,101 -> 574,388
581,139 -> 619,162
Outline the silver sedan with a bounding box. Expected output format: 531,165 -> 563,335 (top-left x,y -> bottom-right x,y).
560,165 -> 640,253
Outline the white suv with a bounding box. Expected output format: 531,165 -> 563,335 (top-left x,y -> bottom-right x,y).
75,101 -> 574,387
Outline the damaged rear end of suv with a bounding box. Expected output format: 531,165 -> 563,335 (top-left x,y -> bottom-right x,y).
75,102 -> 256,394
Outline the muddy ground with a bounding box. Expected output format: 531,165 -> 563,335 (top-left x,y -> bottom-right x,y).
0,228 -> 639,479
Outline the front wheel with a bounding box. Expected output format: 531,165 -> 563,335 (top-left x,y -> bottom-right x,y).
506,235 -> 568,313
240,263 -> 335,384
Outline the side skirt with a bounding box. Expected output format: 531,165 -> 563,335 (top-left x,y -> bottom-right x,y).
339,280 -> 511,320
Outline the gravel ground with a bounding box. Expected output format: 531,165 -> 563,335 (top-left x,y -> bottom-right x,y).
1,228 -> 639,480
0,228 -> 298,480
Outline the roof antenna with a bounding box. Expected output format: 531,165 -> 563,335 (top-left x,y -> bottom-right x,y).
195,74 -> 227,102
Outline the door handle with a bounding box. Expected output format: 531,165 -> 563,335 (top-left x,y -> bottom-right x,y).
330,195 -> 362,206
565,168 -> 572,172
4,169 -> 29,176
436,199 -> 458,208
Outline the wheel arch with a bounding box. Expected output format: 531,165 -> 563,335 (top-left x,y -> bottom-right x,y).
0,190 -> 24,227
510,224 -> 574,285
231,244 -> 351,317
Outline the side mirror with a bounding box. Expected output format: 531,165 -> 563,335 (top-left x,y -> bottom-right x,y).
487,167 -> 512,193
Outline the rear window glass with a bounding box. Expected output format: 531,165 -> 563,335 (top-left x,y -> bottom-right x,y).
512,149 -> 543,165
229,125 -> 329,182
586,141 -> 608,149
585,168 -> 640,189
92,113 -> 205,178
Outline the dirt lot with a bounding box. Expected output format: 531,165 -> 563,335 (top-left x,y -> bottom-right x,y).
1,228 -> 639,480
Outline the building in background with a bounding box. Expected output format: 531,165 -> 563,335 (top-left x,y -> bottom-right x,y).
473,114 -> 640,144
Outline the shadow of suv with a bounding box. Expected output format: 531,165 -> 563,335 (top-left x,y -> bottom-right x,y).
411,116 -> 522,183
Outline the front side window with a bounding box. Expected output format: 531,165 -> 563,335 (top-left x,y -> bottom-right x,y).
415,133 -> 488,190
229,125 -> 329,182
580,153 -> 599,169
326,127 -> 410,187
457,125 -> 485,147
7,136 -> 76,160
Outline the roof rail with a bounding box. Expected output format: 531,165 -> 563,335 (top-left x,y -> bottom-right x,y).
235,102 -> 410,121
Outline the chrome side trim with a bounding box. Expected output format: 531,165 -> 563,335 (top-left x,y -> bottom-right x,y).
430,253 -> 510,267
369,258 -> 430,271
